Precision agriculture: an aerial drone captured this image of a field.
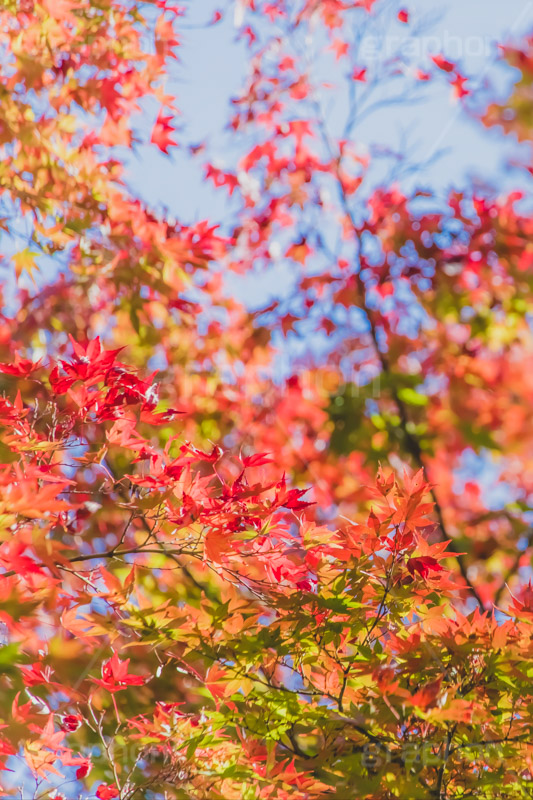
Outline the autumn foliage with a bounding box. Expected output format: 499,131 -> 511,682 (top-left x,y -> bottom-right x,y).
0,1 -> 532,799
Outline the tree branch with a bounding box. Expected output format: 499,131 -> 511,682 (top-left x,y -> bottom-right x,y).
309,98 -> 486,611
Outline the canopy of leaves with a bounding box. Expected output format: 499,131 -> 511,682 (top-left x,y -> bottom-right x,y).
0,2 -> 532,799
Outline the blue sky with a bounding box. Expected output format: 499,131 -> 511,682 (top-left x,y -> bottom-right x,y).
125,0 -> 533,221
118,0 -> 533,318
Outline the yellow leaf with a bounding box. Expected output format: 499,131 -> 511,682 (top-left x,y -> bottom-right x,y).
13,248 -> 39,283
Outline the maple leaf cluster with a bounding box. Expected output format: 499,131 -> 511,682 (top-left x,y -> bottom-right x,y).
0,338 -> 531,798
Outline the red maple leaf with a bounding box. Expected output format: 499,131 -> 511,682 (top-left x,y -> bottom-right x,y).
92,652 -> 145,693
151,110 -> 178,154
205,164 -> 239,195
432,54 -> 455,73
407,556 -> 444,579
60,714 -> 82,732
509,581 -> 533,617
451,73 -> 470,98
241,452 -> 273,468
20,662 -> 55,687
274,476 -> 314,511
0,736 -> 15,770
76,761 -> 91,779
0,355 -> 41,376
96,785 -> 119,800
